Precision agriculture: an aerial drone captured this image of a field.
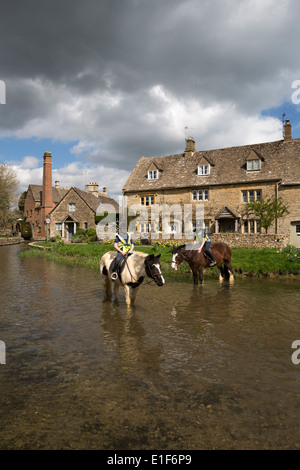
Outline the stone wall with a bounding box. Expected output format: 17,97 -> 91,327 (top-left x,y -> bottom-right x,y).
207,233 -> 289,249
138,232 -> 289,249
0,237 -> 24,246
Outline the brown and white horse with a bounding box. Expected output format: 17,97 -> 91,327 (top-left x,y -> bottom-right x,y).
100,251 -> 165,306
172,243 -> 234,285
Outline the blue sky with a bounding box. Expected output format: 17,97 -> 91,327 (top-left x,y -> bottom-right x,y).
1,0 -> 300,198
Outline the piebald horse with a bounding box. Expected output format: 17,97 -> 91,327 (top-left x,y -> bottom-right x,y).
100,251 -> 165,306
172,243 -> 234,285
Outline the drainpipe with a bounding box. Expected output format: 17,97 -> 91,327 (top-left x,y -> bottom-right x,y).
275,180 -> 282,234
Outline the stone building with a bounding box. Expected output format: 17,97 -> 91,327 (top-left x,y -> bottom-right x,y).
24,152 -> 118,240
123,121 -> 300,247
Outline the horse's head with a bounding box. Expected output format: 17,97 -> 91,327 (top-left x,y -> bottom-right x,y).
145,254 -> 165,286
171,245 -> 186,271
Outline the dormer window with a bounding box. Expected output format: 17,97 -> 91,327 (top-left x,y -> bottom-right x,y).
247,159 -> 260,171
197,164 -> 210,176
245,149 -> 264,172
148,169 -> 158,180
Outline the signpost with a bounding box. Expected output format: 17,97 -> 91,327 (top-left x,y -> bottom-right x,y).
45,218 -> 51,241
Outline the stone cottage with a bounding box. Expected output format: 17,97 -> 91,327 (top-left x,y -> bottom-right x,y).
24,152 -> 118,240
123,121 -> 300,247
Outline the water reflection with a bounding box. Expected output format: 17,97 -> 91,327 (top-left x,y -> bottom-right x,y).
1,245 -> 300,450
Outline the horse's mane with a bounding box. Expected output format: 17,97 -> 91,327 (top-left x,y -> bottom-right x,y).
172,244 -> 186,253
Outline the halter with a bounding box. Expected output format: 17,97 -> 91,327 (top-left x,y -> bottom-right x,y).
145,262 -> 163,281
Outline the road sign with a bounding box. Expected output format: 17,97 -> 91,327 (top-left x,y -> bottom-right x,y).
45,218 -> 51,224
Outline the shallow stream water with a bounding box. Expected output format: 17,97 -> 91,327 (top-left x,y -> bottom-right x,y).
0,244 -> 300,449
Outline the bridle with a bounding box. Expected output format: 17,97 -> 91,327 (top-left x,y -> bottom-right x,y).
145,261 -> 164,282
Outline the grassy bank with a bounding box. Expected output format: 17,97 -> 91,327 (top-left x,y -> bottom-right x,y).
18,241 -> 300,279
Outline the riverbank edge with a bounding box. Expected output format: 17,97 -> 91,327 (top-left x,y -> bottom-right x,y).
22,241 -> 300,281
0,237 -> 24,246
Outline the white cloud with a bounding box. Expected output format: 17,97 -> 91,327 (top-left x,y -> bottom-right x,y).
1,0 -> 300,197
21,156 -> 40,169
10,157 -> 129,199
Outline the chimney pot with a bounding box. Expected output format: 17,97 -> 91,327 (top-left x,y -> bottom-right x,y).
284,120 -> 292,142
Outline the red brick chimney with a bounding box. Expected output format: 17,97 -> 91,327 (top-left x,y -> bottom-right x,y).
283,120 -> 292,142
42,152 -> 55,221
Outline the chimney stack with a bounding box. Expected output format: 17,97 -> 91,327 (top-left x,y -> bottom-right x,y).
284,120 -> 292,142
42,152 -> 55,214
55,181 -> 60,189
85,182 -> 99,197
184,137 -> 195,157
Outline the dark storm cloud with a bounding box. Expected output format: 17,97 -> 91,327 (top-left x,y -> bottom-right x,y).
1,0 -> 300,181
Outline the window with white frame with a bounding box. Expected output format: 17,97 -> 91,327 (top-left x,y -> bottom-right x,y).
242,189 -> 261,202
243,220 -> 261,233
197,164 -> 210,176
69,203 -> 76,212
147,169 -> 158,180
140,195 -> 155,206
55,223 -> 62,231
140,222 -> 155,233
192,189 -> 209,201
296,225 -> 300,235
246,159 -> 260,171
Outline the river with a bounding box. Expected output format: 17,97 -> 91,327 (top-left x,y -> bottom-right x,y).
0,244 -> 300,450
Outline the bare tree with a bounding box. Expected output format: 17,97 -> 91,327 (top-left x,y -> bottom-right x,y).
0,164 -> 19,230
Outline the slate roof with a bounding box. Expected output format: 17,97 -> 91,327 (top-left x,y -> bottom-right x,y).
123,138 -> 300,192
29,184 -> 69,204
30,184 -> 119,212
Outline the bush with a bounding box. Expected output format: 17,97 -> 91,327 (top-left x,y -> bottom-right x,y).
87,234 -> 97,242
72,234 -> 85,243
86,228 -> 96,237
282,245 -> 300,262
75,228 -> 87,237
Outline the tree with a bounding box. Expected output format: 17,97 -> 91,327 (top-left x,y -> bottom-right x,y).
246,197 -> 288,234
18,190 -> 27,213
0,164 -> 19,230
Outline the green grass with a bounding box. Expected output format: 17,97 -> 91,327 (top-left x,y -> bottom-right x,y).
19,242 -> 300,278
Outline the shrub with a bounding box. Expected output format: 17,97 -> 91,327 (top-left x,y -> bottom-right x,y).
86,228 -> 96,237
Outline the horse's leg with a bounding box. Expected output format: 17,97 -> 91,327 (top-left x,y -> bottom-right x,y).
192,271 -> 198,286
124,284 -> 131,307
104,276 -> 112,299
228,263 -> 234,284
224,259 -> 234,284
131,286 -> 139,305
199,267 -> 204,284
113,282 -> 120,299
218,265 -> 224,283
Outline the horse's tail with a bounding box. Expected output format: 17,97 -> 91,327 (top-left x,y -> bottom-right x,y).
222,243 -> 232,281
